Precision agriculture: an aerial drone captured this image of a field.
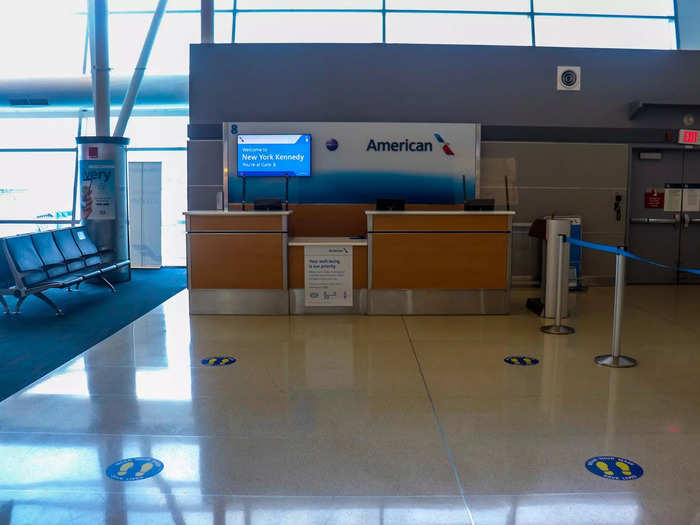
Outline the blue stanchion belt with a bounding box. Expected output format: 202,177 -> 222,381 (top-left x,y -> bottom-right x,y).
564,236 -> 700,276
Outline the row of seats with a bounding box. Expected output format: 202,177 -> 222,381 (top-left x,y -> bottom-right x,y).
0,227 -> 130,315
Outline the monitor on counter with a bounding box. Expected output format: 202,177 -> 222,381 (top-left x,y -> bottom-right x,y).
376,198 -> 406,211
237,134 -> 311,177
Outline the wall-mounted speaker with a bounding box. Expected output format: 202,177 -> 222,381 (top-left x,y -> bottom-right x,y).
557,66 -> 581,91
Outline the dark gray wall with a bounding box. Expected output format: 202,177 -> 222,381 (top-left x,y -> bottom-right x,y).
190,44 -> 700,129
188,43 -> 700,283
482,142 -> 627,283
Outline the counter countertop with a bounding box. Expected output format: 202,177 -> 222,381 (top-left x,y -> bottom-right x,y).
288,236 -> 368,247
184,211 -> 293,216
366,210 -> 516,215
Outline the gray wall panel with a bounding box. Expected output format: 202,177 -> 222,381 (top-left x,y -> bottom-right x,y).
482,142 -> 628,282
191,44 -> 700,129
187,140 -> 223,187
188,186 -> 222,210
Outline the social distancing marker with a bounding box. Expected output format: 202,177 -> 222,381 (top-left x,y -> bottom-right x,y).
585,456 -> 643,481
201,356 -> 237,366
504,356 -> 539,366
106,457 -> 163,481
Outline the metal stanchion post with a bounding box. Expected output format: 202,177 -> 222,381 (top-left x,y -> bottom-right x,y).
595,249 -> 637,368
541,235 -> 575,335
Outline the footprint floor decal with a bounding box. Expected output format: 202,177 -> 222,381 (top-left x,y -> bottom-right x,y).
106,457 -> 164,481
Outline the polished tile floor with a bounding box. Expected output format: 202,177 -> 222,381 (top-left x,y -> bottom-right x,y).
1,286 -> 700,524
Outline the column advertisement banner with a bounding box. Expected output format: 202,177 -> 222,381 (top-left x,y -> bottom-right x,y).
80,160 -> 115,220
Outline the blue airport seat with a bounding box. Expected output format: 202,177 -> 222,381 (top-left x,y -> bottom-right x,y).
5,236 -> 49,286
0,241 -> 15,315
0,227 -> 130,315
31,232 -> 70,278
53,229 -> 88,272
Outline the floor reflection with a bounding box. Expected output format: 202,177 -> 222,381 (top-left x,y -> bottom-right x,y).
0,288 -> 698,523
0,492 -> 642,525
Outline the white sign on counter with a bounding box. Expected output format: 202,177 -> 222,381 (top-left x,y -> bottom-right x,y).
304,246 -> 353,307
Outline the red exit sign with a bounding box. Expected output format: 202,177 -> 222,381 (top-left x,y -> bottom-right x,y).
679,129 -> 700,145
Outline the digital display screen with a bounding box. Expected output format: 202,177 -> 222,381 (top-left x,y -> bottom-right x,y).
237,134 -> 311,177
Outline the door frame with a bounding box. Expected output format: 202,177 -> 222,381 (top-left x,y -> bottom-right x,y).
626,144 -> 700,283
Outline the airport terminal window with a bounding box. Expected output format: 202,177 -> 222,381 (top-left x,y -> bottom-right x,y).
0,118 -> 78,237
237,0 -> 382,8
229,0 -> 678,49
0,151 -> 75,237
0,114 -> 187,265
387,12 -> 532,46
235,12 -> 383,43
386,0 -> 529,11
534,0 -> 675,16
0,1 -> 86,78
94,12 -> 231,75
535,16 -> 677,50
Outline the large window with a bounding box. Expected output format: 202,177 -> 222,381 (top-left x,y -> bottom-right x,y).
0,113 -> 187,266
230,0 -> 678,49
0,2 -> 681,76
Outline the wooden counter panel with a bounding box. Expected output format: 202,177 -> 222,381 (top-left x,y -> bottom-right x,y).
189,233 -> 283,289
188,214 -> 285,233
288,204 -> 371,237
371,214 -> 509,232
288,245 -> 368,289
372,233 -> 508,290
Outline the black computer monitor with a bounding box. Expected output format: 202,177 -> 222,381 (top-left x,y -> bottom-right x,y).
376,198 -> 406,211
464,199 -> 495,211
253,198 -> 283,211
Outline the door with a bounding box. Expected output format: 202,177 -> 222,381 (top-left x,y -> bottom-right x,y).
128,162 -> 162,268
679,150 -> 700,283
628,149 -> 682,284
628,148 -> 700,284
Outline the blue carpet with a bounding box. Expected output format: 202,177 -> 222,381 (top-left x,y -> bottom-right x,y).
0,268 -> 187,401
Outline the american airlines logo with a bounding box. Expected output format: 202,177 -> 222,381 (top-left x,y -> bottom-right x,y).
365,133 -> 455,155
434,133 -> 455,156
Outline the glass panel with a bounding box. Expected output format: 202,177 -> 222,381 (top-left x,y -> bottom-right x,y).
123,116 -> 188,148
215,11 -> 234,43
237,0 -> 381,9
235,12 -> 382,43
82,116 -> 187,148
0,152 -> 75,224
108,13 -> 152,73
387,13 -> 532,45
127,150 -> 187,267
535,16 -> 677,49
534,0 -> 675,16
108,0 -> 232,11
0,2 -> 86,78
387,0 -> 530,12
92,10 -> 231,73
0,118 -> 78,149
108,12 -> 202,74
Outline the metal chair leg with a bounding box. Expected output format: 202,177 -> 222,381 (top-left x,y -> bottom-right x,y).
34,292 -> 64,316
0,296 -> 9,315
14,296 -> 27,314
100,275 -> 116,293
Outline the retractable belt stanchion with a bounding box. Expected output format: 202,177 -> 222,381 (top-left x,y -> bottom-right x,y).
541,234 -> 575,335
595,247 -> 637,368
